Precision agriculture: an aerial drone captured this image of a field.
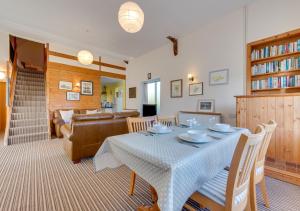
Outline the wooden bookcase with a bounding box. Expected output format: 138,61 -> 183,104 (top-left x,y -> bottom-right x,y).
237,28 -> 300,186
246,28 -> 300,95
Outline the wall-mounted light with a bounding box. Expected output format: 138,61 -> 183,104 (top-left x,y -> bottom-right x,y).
0,71 -> 6,80
188,73 -> 194,82
74,82 -> 81,92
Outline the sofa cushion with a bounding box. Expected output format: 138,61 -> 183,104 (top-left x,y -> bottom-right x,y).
86,109 -> 99,115
60,110 -> 74,123
114,111 -> 140,119
72,113 -> 113,121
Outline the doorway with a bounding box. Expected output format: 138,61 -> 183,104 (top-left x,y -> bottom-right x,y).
143,79 -> 161,114
100,77 -> 125,112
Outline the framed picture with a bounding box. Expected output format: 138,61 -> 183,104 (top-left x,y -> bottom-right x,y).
59,81 -> 72,90
81,80 -> 93,96
66,92 -> 80,101
189,82 -> 203,96
129,87 -> 136,98
147,73 -> 151,80
209,69 -> 229,86
198,99 -> 215,112
170,79 -> 183,98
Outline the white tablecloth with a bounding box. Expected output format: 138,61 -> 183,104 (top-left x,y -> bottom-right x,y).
94,127 -> 248,211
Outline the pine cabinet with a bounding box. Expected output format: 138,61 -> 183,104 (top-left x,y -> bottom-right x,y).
236,95 -> 300,171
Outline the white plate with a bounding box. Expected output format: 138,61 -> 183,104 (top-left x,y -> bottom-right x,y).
178,133 -> 211,143
148,128 -> 172,134
208,126 -> 235,133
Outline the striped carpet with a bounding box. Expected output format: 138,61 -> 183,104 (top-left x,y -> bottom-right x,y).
0,137 -> 299,211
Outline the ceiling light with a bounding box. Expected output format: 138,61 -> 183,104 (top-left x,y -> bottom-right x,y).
118,1 -> 144,33
0,71 -> 5,80
77,50 -> 94,65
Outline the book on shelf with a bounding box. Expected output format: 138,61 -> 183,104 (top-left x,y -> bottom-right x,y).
252,75 -> 300,90
251,56 -> 300,75
251,39 -> 300,61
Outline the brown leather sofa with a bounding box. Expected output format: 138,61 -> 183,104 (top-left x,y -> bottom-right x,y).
60,111 -> 140,163
53,108 -> 99,138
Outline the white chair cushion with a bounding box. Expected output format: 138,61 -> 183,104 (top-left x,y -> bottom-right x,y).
198,169 -> 248,206
198,169 -> 228,206
59,110 -> 74,123
86,109 -> 98,115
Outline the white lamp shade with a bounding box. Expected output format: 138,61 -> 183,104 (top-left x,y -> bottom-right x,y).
77,50 -> 94,65
0,71 -> 5,80
118,1 -> 144,33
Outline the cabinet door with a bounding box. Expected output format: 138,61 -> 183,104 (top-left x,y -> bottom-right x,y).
275,97 -> 285,163
236,98 -> 247,128
293,96 -> 300,165
275,97 -> 296,163
246,97 -> 267,133
266,97 -> 276,159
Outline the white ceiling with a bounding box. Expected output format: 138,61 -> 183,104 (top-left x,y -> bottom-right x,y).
0,0 -> 253,59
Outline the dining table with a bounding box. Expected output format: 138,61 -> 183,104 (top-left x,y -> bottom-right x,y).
93,125 -> 248,211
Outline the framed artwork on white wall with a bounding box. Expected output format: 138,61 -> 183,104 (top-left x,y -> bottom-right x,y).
209,69 -> 229,86
170,79 -> 183,98
198,99 -> 215,113
189,82 -> 203,96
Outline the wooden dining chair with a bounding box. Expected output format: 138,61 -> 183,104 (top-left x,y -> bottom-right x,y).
157,115 -> 177,126
186,125 -> 265,211
127,116 -> 157,196
127,116 -> 157,133
249,120 -> 277,211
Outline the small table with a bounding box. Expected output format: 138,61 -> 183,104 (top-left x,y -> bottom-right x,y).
94,126 -> 247,211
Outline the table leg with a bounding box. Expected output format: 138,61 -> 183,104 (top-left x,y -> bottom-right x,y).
137,186 -> 160,211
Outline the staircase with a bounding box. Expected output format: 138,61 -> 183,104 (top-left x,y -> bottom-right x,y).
7,68 -> 49,145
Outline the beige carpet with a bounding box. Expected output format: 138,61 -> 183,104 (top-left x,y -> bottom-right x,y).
0,137 -> 299,211
0,138 -> 151,211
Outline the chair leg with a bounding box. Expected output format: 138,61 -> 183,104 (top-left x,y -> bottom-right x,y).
245,194 -> 251,211
260,177 -> 270,208
150,186 -> 158,203
249,175 -> 257,211
129,171 -> 136,195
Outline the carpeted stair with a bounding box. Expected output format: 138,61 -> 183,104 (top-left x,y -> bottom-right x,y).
7,68 -> 49,145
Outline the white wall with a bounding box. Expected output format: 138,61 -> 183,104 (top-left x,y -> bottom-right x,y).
247,0 -> 300,43
126,9 -> 245,125
0,31 -> 9,73
126,0 -> 300,125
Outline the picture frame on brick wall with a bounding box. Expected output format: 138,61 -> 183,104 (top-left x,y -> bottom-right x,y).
81,80 -> 93,96
59,81 -> 72,90
66,92 -> 80,101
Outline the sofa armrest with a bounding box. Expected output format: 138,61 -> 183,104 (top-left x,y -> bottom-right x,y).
60,124 -> 73,139
53,118 -> 65,126
53,117 -> 65,138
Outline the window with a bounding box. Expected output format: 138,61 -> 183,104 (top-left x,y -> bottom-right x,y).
144,79 -> 161,113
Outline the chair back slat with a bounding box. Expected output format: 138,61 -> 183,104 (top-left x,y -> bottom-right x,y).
257,120 -> 277,163
157,116 -> 177,127
127,116 -> 157,133
225,125 -> 265,210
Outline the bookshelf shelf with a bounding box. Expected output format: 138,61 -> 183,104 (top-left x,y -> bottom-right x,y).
247,28 -> 300,95
251,51 -> 300,64
252,88 -> 281,92
251,87 -> 300,92
251,69 -> 300,79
